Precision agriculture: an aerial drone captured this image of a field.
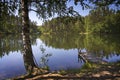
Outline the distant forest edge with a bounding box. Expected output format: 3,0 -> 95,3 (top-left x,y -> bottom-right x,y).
39,7 -> 120,34
0,7 -> 120,34
0,15 -> 38,33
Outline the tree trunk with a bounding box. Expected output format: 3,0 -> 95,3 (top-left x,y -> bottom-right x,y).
21,0 -> 32,55
21,0 -> 37,74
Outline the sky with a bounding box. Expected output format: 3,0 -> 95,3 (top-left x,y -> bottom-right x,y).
29,1 -> 90,26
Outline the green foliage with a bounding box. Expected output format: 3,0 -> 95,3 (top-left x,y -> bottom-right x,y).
0,15 -> 22,33
39,45 -> 52,70
85,7 -> 120,34
82,62 -> 93,69
0,14 -> 38,33
39,16 -> 84,34
1,0 -> 120,34
58,70 -> 67,75
38,5 -> 120,34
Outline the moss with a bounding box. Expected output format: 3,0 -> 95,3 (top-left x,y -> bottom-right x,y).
58,70 -> 67,75
66,68 -> 81,74
42,66 -> 49,71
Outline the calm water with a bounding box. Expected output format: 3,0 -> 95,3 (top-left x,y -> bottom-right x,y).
0,34 -> 120,79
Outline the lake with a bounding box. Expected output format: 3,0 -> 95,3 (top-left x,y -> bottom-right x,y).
0,33 -> 120,79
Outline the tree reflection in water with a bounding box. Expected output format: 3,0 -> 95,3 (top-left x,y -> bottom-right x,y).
1,33 -> 120,79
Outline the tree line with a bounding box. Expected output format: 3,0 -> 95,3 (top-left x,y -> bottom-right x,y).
1,0 -> 120,34
0,14 -> 38,33
39,6 -> 120,34
39,16 -> 84,34
85,6 -> 120,34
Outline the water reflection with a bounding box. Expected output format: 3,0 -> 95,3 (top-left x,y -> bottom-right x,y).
0,34 -> 37,56
103,53 -> 120,62
0,51 -> 25,79
0,34 -> 22,56
0,33 -> 42,79
40,34 -> 120,54
0,33 -> 120,79
39,33 -> 120,69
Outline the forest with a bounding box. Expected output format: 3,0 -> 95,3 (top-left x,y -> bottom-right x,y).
39,6 -> 120,34
0,14 -> 38,33
1,8 -> 120,34
1,1 -> 120,34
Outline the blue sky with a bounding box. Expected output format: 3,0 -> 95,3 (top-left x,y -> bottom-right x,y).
29,1 -> 90,26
